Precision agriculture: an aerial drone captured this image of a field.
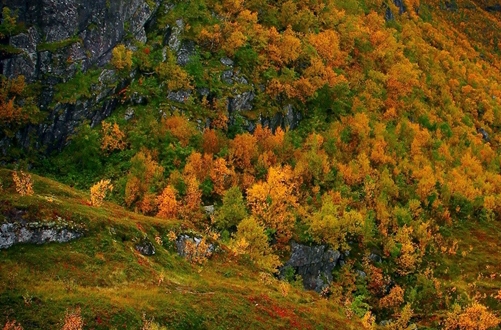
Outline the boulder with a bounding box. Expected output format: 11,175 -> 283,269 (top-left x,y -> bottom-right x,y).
369,253 -> 382,263
280,242 -> 342,292
175,234 -> 214,258
478,127 -> 490,142
135,239 -> 155,256
0,219 -> 84,249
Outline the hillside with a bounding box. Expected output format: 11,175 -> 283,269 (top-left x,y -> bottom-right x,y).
0,169 -> 361,329
2,0 -> 501,328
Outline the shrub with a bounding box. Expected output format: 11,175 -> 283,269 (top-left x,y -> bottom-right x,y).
111,44 -> 133,70
442,302 -> 500,330
90,179 -> 114,207
3,320 -> 23,330
184,237 -> 213,265
12,171 -> 34,196
61,307 -> 84,330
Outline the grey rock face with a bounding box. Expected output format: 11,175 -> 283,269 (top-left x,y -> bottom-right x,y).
5,0 -> 160,80
176,40 -> 195,66
1,0 -> 160,153
203,205 -> 215,216
135,239 -> 156,256
369,253 -> 382,263
478,127 -> 490,142
228,91 -> 255,113
385,0 -> 407,20
175,234 -> 214,258
165,19 -> 184,52
280,242 -> 342,292
222,70 -> 235,85
124,107 -> 135,121
0,221 -> 83,249
167,90 -> 192,103
32,70 -> 125,151
220,57 -> 234,67
486,4 -> 501,12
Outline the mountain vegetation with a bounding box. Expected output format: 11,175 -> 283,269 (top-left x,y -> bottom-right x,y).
2,0 -> 501,328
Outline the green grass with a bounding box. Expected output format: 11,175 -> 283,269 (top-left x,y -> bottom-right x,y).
0,169 -> 359,329
37,37 -> 82,52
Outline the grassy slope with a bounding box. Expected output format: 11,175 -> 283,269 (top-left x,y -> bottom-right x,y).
0,169 -> 359,329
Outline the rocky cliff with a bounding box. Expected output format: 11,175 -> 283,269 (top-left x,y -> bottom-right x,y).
0,0 -> 159,153
0,0 -> 305,157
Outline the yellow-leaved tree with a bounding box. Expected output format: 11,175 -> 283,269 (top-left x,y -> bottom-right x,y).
12,171 -> 34,196
101,121 -> 127,152
246,165 -> 298,247
307,194 -> 363,251
231,217 -> 281,272
111,44 -> 132,70
90,179 -> 113,207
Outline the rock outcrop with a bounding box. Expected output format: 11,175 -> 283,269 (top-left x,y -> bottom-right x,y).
280,242 -> 342,292
0,210 -> 84,249
175,234 -> 214,259
1,0 -> 160,153
135,238 -> 156,256
4,0 -> 160,80
1,0 -> 302,156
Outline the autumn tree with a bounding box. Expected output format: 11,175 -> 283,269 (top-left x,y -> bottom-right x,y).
90,179 -> 113,207
101,121 -> 127,152
179,175 -> 204,226
0,7 -> 17,39
294,133 -> 330,186
443,302 -> 500,330
111,44 -> 133,70
12,171 -> 34,196
202,128 -> 224,155
163,115 -> 199,147
307,195 -> 363,251
213,186 -> 247,230
253,125 -> 286,169
229,132 -> 258,172
308,29 -> 343,67
246,165 -> 298,247
156,50 -> 192,91
61,307 -> 84,330
156,185 -> 179,219
231,216 -> 281,272
2,320 -> 23,330
0,75 -> 39,128
210,157 -> 234,196
125,149 -> 164,214
386,225 -> 421,276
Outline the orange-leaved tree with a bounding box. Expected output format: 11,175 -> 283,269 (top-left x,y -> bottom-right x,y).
443,302 -> 500,330
179,175 -> 204,226
101,121 -> 127,152
156,185 -> 179,219
125,149 -> 164,214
